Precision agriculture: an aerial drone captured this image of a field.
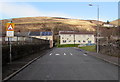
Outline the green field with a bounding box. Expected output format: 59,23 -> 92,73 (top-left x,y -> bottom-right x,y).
57,44 -> 79,47
57,44 -> 96,52
79,45 -> 96,52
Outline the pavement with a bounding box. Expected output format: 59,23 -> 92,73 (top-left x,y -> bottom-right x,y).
6,47 -> 118,81
2,49 -> 53,80
75,48 -> 119,66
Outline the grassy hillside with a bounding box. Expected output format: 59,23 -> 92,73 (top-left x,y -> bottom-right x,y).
110,19 -> 120,26
1,16 -> 104,35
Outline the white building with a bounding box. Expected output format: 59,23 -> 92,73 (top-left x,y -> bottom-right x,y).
102,23 -> 114,27
59,31 -> 95,45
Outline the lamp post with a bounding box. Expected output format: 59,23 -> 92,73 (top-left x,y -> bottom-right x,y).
89,4 -> 99,53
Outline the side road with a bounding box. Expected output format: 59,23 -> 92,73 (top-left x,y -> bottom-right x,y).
75,48 -> 119,66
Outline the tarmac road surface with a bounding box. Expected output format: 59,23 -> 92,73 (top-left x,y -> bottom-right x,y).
9,47 -> 118,80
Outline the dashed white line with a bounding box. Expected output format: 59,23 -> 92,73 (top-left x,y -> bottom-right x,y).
83,54 -> 87,56
64,53 -> 66,55
50,53 -> 74,56
56,54 -> 60,56
70,53 -> 73,55
49,53 -> 52,56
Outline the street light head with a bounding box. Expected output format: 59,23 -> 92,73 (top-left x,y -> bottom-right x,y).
89,4 -> 93,6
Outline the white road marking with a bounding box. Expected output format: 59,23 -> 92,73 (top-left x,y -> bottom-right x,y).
56,54 -> 60,56
83,54 -> 87,56
70,53 -> 73,55
49,53 -> 52,56
64,53 -> 66,55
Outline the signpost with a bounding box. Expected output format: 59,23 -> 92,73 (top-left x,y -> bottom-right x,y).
6,23 -> 14,37
6,22 -> 14,63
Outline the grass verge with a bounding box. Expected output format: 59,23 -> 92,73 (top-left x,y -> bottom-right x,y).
79,45 -> 96,52
57,44 -> 79,47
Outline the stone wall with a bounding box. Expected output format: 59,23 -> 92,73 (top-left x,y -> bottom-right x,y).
99,40 -> 120,57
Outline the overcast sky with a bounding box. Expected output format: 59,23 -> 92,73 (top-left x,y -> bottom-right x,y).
0,2 -> 118,22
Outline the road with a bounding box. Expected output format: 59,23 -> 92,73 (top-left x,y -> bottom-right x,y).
9,47 -> 118,80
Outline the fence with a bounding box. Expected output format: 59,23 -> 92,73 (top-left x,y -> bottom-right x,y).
2,36 -> 49,45
2,36 -> 50,65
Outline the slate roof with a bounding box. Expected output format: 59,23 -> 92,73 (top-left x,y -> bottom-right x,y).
59,31 -> 94,35
29,32 -> 40,36
29,32 -> 52,36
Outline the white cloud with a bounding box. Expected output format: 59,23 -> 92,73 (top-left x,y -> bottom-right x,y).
0,2 -> 111,21
0,2 -> 41,19
0,0 -> 119,2
0,2 -> 74,19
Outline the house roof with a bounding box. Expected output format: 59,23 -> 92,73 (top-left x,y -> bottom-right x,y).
29,32 -> 40,36
29,32 -> 52,36
59,31 -> 94,35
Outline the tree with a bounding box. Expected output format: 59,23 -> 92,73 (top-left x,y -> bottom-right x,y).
106,20 -> 110,24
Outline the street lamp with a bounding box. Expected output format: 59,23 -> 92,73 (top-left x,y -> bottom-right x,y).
89,3 -> 100,53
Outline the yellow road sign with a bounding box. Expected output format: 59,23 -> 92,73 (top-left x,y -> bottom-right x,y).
6,23 -> 14,37
6,23 -> 14,31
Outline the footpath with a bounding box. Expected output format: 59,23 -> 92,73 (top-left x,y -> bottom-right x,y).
76,48 -> 119,66
2,48 -> 53,81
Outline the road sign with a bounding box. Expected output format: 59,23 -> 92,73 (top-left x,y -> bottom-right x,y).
6,22 -> 14,63
6,31 -> 14,37
6,23 -> 14,37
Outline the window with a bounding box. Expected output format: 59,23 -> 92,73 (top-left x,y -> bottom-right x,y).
78,40 -> 81,42
62,37 -> 64,39
63,40 -> 66,43
88,41 -> 91,43
83,40 -> 86,42
69,40 -> 71,42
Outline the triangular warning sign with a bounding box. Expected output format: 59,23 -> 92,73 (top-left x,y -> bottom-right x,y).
6,23 -> 14,31
8,24 -> 13,30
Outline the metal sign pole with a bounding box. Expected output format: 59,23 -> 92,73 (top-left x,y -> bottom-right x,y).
6,20 -> 14,64
9,37 -> 12,63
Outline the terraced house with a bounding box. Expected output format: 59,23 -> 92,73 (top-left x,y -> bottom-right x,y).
29,31 -> 53,40
59,31 -> 95,45
29,31 -> 53,48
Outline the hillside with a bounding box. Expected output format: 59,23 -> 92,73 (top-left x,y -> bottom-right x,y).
110,19 -> 120,26
1,17 -> 104,35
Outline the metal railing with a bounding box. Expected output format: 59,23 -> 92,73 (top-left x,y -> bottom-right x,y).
2,35 -> 49,46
